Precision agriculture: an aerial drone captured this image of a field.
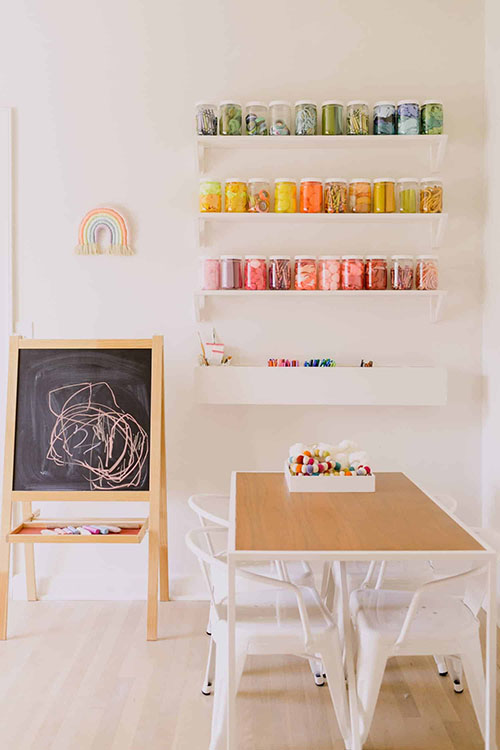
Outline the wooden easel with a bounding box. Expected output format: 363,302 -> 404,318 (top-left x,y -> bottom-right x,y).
0,336 -> 168,641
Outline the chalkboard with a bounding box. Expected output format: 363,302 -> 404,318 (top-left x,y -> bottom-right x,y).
13,348 -> 151,491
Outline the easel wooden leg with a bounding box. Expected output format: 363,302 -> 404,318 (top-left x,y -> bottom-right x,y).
147,336 -> 163,641
147,526 -> 159,641
0,499 -> 12,640
159,374 -> 169,602
22,501 -> 37,601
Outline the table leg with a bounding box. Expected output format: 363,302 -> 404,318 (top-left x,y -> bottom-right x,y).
485,557 -> 497,750
339,561 -> 361,750
227,555 -> 236,750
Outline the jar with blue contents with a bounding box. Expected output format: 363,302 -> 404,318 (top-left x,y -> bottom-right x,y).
397,100 -> 420,135
373,101 -> 396,135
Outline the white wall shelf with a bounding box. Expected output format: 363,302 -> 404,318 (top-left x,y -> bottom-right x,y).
194,289 -> 447,323
194,366 -> 447,406
197,134 -> 448,173
197,212 -> 448,249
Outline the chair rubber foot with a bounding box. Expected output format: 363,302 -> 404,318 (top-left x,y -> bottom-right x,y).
453,680 -> 464,694
206,630 -> 211,636
202,682 -> 212,695
438,670 -> 448,676
201,689 -> 212,696
314,674 -> 325,686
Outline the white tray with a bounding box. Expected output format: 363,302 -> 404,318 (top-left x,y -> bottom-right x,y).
284,461 -> 375,493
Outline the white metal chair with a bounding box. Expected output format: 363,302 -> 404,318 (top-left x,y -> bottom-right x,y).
186,526 -> 351,750
350,565 -> 488,745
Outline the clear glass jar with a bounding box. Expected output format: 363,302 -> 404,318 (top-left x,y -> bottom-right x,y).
373,178 -> 396,213
346,101 -> 369,135
199,178 -> 222,213
219,101 -> 242,135
391,255 -> 414,290
244,256 -> 267,290
274,178 -> 297,213
220,255 -> 242,289
247,178 -> 271,213
245,102 -> 268,135
199,256 -> 220,290
341,256 -> 364,290
295,101 -> 317,135
225,179 -> 247,212
299,178 -> 323,213
349,179 -> 372,213
420,178 -> 443,213
269,100 -> 292,135
365,255 -> 388,290
397,100 -> 419,135
294,256 -> 317,290
416,255 -> 439,290
324,179 -> 348,213
321,101 -> 344,135
268,256 -> 292,290
398,178 -> 418,213
420,101 -> 443,135
373,101 -> 396,135
318,256 -> 341,290
195,102 -> 218,135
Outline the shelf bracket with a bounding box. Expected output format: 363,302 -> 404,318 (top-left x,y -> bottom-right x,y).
194,294 -> 205,322
431,213 -> 448,248
429,293 -> 446,324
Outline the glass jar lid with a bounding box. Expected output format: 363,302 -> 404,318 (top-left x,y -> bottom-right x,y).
269,255 -> 291,260
341,255 -> 364,259
421,177 -> 442,183
274,177 -> 296,183
300,177 -> 322,183
350,178 -> 371,183
245,101 -> 267,108
319,255 -> 341,260
295,100 -> 317,106
325,177 -> 348,183
422,100 -> 443,105
199,176 -> 221,182
195,101 -> 217,108
347,100 -> 369,106
391,254 -> 414,260
416,254 -> 438,259
398,177 -> 419,183
219,100 -> 241,106
374,101 -> 396,107
248,177 -> 269,183
244,255 -> 266,259
220,254 -> 243,259
295,255 -> 317,260
373,177 -> 396,183
365,254 -> 387,259
269,100 -> 291,107
397,99 -> 419,105
321,100 -> 344,107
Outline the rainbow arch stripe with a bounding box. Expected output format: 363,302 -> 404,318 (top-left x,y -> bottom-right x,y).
76,207 -> 133,255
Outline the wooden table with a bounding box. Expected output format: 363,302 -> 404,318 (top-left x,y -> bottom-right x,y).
227,471 -> 497,750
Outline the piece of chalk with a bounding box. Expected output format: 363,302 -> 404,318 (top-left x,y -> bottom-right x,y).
40,529 -> 57,536
96,526 -> 109,534
106,526 -> 122,533
76,527 -> 92,536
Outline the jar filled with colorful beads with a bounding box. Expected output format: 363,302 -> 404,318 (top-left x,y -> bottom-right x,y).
299,178 -> 323,213
397,178 -> 418,213
420,101 -> 443,135
416,256 -> 439,290
391,255 -> 414,290
321,101 -> 344,135
349,179 -> 372,213
199,178 -> 222,213
245,102 -> 268,135
274,178 -> 297,213
268,256 -> 291,290
295,101 -> 317,135
225,179 -> 247,212
244,256 -> 267,290
219,102 -> 242,135
294,256 -> 317,290
373,178 -> 396,213
373,102 -> 396,135
220,256 -> 242,289
199,256 -> 220,290
346,101 -> 369,135
324,179 -> 347,213
341,256 -> 364,290
196,103 -> 218,135
365,255 -> 388,290
318,256 -> 341,290
248,178 -> 271,213
397,100 -> 419,135
269,101 -> 292,135
420,178 -> 443,213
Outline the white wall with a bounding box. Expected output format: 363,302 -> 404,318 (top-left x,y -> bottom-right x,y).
0,0 -> 486,599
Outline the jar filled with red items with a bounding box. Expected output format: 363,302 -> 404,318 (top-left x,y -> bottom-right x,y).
294,256 -> 317,290
391,255 -> 414,290
416,255 -> 438,290
365,255 -> 387,290
341,255 -> 364,290
299,178 -> 323,213
244,256 -> 267,290
318,256 -> 341,290
268,255 -> 291,290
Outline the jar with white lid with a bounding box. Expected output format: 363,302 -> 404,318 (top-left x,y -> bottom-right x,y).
245,102 -> 268,135
420,178 -> 443,213
295,101 -> 317,135
268,256 -> 291,290
398,178 -> 418,213
391,255 -> 414,290
247,178 -> 271,212
294,256 -> 317,290
365,255 -> 388,290
346,101 -> 369,135
219,101 -> 242,135
397,100 -> 419,135
321,101 -> 344,135
274,178 -> 297,213
420,101 -> 443,135
220,255 -> 242,289
324,178 -> 348,213
199,256 -> 220,290
199,178 -> 222,212
269,101 -> 292,135
416,255 -> 439,290
341,255 -> 364,290
195,102 -> 218,135
318,256 -> 341,290
244,256 -> 267,290
299,178 -> 323,213
349,179 -> 372,213
373,101 -> 396,135
373,178 -> 396,213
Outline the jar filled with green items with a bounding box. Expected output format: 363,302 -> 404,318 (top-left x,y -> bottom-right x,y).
295,101 -> 317,135
346,101 -> 369,135
420,101 -> 443,135
219,102 -> 242,135
321,101 -> 344,135
245,102 -> 268,135
397,178 -> 418,213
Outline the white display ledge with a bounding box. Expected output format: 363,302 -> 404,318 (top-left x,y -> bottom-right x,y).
196,134 -> 448,173
194,366 -> 447,406
197,211 -> 448,249
194,289 -> 447,323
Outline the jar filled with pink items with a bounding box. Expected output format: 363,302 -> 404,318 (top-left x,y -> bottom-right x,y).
365,255 -> 387,290
199,256 -> 220,290
416,255 -> 438,290
244,256 -> 267,290
391,255 -> 414,290
341,255 -> 364,290
220,255 -> 242,289
294,256 -> 317,290
268,256 -> 291,290
318,256 -> 341,290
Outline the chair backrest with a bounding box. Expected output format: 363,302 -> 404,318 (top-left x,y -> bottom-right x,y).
187,494 -> 229,556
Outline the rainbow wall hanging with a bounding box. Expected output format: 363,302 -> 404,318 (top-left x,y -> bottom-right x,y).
76,207 -> 134,255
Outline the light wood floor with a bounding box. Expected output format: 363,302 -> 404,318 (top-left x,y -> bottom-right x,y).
0,601 -> 497,750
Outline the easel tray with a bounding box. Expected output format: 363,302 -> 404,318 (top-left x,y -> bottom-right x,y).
8,518 -> 148,543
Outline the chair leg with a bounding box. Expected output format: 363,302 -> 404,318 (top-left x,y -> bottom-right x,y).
434,654 -> 448,676
321,636 -> 352,748
308,657 -> 325,686
209,631 -> 246,750
202,636 -> 216,695
445,654 -> 464,693
356,637 -> 388,744
206,612 -> 212,636
460,639 -> 485,740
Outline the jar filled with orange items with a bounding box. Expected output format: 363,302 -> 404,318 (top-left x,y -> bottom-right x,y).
294,256 -> 317,290
299,178 -> 323,213
199,178 -> 222,212
349,179 -> 371,213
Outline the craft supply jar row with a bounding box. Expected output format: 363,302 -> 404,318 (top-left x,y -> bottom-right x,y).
200,255 -> 439,291
200,177 -> 443,214
196,100 -> 443,136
